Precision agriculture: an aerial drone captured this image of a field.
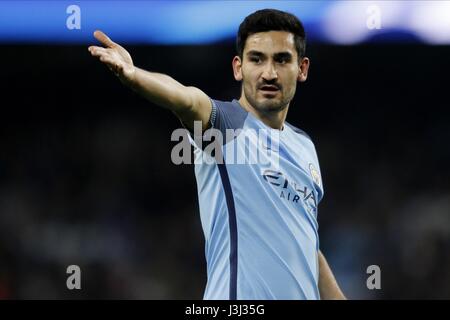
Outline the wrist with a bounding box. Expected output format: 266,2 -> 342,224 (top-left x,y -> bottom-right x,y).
120,65 -> 137,88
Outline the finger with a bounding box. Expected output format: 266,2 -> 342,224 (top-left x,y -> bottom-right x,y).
99,56 -> 122,74
105,62 -> 122,77
88,45 -> 103,52
89,46 -> 109,57
93,30 -> 116,48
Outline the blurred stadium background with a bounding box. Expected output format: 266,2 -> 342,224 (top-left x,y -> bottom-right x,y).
0,1 -> 449,299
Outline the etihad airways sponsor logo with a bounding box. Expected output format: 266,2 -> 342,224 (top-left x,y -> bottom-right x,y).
261,169 -> 317,213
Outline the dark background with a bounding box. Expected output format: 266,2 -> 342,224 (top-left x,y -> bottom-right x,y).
0,43 -> 449,299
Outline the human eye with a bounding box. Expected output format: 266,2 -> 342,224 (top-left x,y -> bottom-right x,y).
274,54 -> 292,65
275,57 -> 289,64
250,56 -> 261,64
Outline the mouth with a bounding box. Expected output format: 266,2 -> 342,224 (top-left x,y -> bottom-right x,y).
259,85 -> 280,95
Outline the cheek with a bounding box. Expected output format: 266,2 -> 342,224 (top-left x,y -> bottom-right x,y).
242,71 -> 259,89
282,70 -> 299,89
242,66 -> 260,80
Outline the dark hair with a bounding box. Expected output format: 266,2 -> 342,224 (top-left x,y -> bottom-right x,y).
236,9 -> 306,60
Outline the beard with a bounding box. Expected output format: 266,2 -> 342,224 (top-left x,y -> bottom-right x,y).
243,85 -> 292,114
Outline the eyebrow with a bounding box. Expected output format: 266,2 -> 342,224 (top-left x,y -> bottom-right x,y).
246,50 -> 293,60
246,50 -> 264,57
273,52 -> 293,60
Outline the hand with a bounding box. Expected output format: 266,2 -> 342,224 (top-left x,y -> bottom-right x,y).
88,30 -> 136,84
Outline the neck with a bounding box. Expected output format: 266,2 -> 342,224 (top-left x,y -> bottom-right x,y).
238,95 -> 288,130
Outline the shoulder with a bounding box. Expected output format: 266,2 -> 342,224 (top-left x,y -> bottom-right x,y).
285,121 -> 313,142
210,98 -> 248,132
211,98 -> 248,118
285,121 -> 319,161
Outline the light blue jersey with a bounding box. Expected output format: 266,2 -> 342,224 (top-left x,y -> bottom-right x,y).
190,99 -> 324,300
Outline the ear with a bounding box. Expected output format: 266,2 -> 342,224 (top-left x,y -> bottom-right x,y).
232,56 -> 243,81
297,57 -> 310,82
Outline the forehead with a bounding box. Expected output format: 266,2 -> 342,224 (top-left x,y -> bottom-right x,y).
244,31 -> 296,56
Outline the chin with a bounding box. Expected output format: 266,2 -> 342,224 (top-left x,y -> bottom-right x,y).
244,91 -> 288,113
255,100 -> 285,113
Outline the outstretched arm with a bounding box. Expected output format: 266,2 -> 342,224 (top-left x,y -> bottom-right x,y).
318,250 -> 346,300
88,30 -> 211,131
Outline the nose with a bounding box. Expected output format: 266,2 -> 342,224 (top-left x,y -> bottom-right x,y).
261,62 -> 278,82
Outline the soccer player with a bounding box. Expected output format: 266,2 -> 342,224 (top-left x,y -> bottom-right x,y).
89,9 -> 346,300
